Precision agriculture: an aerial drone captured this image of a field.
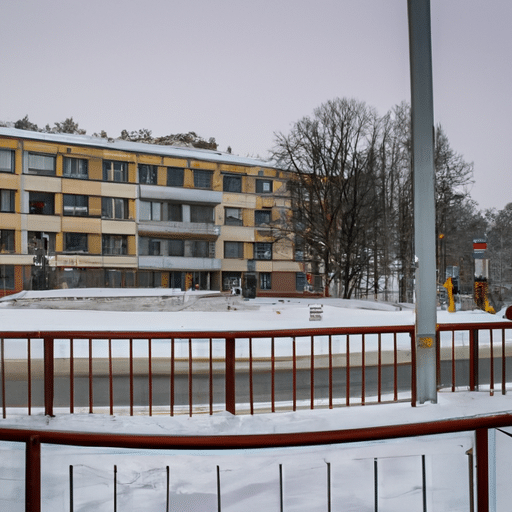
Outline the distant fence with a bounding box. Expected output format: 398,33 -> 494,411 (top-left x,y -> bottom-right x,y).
1,321 -> 511,417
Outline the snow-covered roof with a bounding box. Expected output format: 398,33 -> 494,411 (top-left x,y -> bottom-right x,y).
0,127 -> 280,169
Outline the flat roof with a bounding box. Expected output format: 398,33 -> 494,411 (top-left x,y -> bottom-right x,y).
0,127 -> 280,170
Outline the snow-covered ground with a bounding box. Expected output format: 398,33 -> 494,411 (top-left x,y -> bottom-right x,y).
1,290 -> 511,511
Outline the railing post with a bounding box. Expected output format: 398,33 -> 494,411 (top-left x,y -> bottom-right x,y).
43,336 -> 54,417
225,337 -> 235,415
470,329 -> 479,391
475,428 -> 489,512
26,435 -> 41,512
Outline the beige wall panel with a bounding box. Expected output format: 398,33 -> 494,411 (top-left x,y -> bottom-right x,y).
89,196 -> 102,217
101,220 -> 137,235
101,182 -> 137,199
23,141 -> 58,154
219,227 -> 255,242
62,179 -> 101,196
62,217 -> 101,234
0,174 -> 20,190
0,255 -> 33,265
24,175 -> 61,193
89,233 -> 101,254
27,215 -> 61,232
255,261 -> 273,272
0,213 -> 20,230
162,157 -> 187,168
102,256 -> 137,268
222,194 -> 257,209
221,260 -> 248,272
89,158 -> 103,181
271,261 -> 303,272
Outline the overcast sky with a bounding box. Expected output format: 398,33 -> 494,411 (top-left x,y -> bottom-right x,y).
1,0 -> 511,211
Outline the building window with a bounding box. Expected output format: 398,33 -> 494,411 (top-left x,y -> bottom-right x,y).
225,207 -> 243,226
63,157 -> 88,179
29,192 -> 55,215
296,272 -> 307,291
0,265 -> 14,290
26,153 -> 56,176
138,164 -> 158,184
254,242 -> 272,260
0,149 -> 15,173
191,240 -> 210,258
167,203 -> 182,222
64,233 -> 88,253
103,160 -> 128,182
260,272 -> 272,290
168,239 -> 185,256
224,241 -> 243,259
0,190 -> 15,213
102,197 -> 129,219
140,201 -> 162,221
167,167 -> 184,187
149,239 -> 161,256
63,194 -> 88,216
255,209 -> 271,225
190,205 -> 214,224
223,175 -> 242,193
28,232 -> 56,255
193,169 -> 213,189
256,179 -> 273,193
102,235 -> 128,255
0,230 -> 15,253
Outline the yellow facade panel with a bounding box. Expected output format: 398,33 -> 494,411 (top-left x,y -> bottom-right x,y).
127,235 -> 136,255
101,182 -> 137,199
157,166 -> 166,186
89,158 -> 103,181
138,154 -> 161,165
0,139 -> 18,150
62,217 -> 101,234
102,151 -> 134,162
89,196 -> 102,218
89,233 -> 101,254
162,157 -> 187,168
27,215 -> 61,232
190,160 -> 216,170
101,220 -> 136,235
128,162 -> 137,183
0,174 -> 20,190
183,169 -> 194,188
22,141 -> 58,154
62,178 -> 101,196
24,175 -> 61,193
0,213 -> 21,230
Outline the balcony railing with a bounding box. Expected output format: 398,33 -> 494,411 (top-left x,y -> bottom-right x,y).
0,321 -> 511,418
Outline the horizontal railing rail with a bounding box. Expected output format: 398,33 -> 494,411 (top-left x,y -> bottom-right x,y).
0,321 -> 511,418
2,413 -> 512,512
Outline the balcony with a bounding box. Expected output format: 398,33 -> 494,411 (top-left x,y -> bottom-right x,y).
138,221 -> 220,237
138,255 -> 222,271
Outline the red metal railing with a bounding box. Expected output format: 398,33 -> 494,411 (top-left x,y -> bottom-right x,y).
2,413 -> 512,512
0,321 -> 511,418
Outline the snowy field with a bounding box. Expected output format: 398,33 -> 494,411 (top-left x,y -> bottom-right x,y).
1,290 -> 512,511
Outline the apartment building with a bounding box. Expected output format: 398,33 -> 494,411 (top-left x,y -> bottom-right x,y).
0,127 -> 306,297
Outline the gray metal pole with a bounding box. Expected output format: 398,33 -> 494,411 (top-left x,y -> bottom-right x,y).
408,0 -> 437,403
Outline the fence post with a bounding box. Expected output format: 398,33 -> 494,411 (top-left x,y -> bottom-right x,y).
26,435 -> 41,512
470,330 -> 479,391
225,337 -> 235,414
43,336 -> 54,417
475,428 -> 489,512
